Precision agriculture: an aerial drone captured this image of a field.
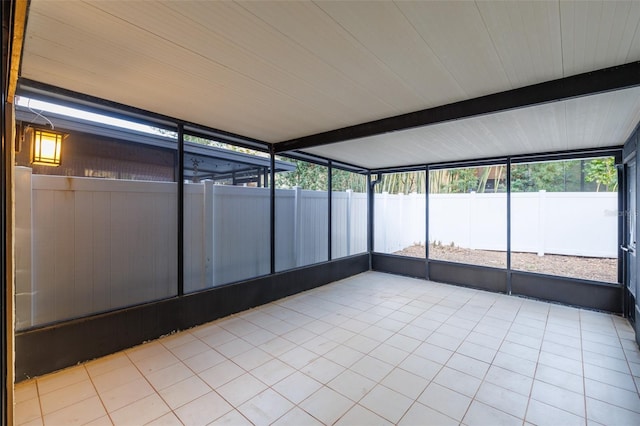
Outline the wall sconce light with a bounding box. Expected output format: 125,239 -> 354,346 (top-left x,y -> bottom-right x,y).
26,127 -> 65,166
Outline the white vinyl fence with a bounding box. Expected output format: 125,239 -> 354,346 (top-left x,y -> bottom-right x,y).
15,167 -> 178,329
376,191 -> 618,258
15,167 -> 618,329
374,192 -> 426,253
15,168 -> 367,328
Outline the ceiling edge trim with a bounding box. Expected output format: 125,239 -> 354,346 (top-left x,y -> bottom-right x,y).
366,146 -> 623,174
8,0 -> 28,103
276,61 -> 640,153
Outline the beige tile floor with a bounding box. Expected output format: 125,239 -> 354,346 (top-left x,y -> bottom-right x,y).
13,271 -> 640,425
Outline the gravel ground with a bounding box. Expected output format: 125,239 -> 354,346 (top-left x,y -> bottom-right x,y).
394,244 -> 618,283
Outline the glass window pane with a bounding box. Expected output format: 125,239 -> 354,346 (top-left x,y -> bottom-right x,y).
183,137 -> 271,292
275,157 -> 329,271
374,171 -> 426,257
15,112 -> 178,329
511,157 -> 618,282
429,165 -> 507,268
331,169 -> 368,258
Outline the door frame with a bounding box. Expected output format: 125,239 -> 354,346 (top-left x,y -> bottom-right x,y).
622,155 -> 637,325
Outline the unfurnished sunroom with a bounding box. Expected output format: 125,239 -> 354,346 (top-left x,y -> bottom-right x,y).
3,1 -> 640,425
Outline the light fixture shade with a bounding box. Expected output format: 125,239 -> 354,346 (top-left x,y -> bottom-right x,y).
29,127 -> 64,166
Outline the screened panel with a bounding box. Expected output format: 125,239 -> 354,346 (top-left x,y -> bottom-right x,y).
183,137 -> 271,293
374,171 -> 426,257
275,157 -> 329,271
15,120 -> 179,330
429,165 -> 507,268
331,169 -> 367,259
510,157 -> 618,282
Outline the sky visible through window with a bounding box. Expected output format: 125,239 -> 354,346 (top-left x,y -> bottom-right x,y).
15,96 -> 173,137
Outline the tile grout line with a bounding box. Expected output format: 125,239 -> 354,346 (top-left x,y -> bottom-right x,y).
122,346 -> 187,425
464,295 -> 528,425
34,378 -> 44,426
579,310 -> 588,426
612,312 -> 640,397
84,363 -> 116,426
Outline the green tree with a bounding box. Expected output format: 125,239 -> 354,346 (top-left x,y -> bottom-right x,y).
446,168 -> 478,193
377,171 -> 425,194
429,165 -> 505,194
332,169 -> 367,192
275,159 -> 328,190
270,159 -> 369,192
583,157 -> 617,192
511,162 -> 568,192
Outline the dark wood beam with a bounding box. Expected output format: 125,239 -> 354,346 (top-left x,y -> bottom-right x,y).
275,61 -> 640,153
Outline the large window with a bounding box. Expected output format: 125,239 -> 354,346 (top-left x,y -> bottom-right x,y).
429,164 -> 507,268
183,136 -> 272,292
275,157 -> 329,271
332,169 -> 367,258
15,110 -> 179,329
511,157 -> 618,282
374,171 -> 426,257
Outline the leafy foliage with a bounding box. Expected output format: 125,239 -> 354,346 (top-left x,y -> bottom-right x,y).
376,171 -> 425,194
275,159 -> 328,190
511,158 -> 616,192
510,162 -> 568,192
183,137 -> 617,194
430,166 -> 506,194
583,157 -> 618,192
332,169 -> 367,192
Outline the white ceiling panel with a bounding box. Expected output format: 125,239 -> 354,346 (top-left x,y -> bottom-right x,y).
313,1 -> 465,106
395,1 -> 511,98
561,1 -> 640,76
234,1 -> 431,115
23,2 -> 355,140
303,87 -> 640,169
476,0 -> 563,88
19,1 -> 640,168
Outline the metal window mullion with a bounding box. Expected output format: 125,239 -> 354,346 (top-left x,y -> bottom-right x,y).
177,123 -> 184,296
425,165 -> 430,280
328,161 -> 332,261
506,157 -> 512,295
270,146 -> 276,274
367,172 -> 373,270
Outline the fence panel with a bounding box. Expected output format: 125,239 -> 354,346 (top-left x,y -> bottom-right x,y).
468,193 -> 507,251
381,191 -> 616,258
375,192 -> 426,253
18,171 -> 177,328
332,191 -> 368,258
208,183 -> 271,286
275,189 -> 296,271
297,189 -> 329,267
429,194 -> 472,249
184,183 -> 206,292
350,192 -> 369,255
537,192 -> 617,257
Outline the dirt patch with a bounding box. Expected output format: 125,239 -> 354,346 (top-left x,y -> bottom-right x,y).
394,244 -> 617,283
